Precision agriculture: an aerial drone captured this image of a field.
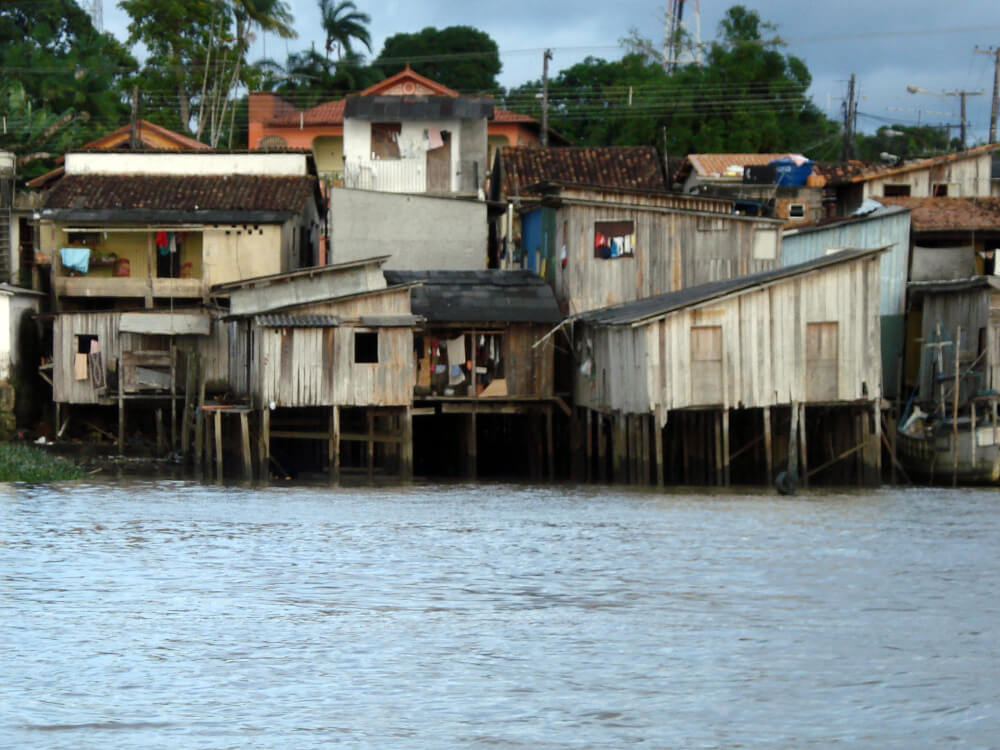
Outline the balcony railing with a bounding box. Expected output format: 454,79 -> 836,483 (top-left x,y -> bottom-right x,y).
344,158 -> 426,193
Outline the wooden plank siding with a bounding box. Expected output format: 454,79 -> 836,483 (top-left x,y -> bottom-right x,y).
249,287 -> 415,408
53,310 -> 226,404
549,198 -> 782,315
575,255 -> 882,424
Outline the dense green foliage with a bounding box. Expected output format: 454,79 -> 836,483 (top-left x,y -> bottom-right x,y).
505,6 -> 840,157
319,0 -> 371,60
0,0 -> 135,177
0,443 -> 86,483
375,26 -> 502,93
856,124 -> 960,162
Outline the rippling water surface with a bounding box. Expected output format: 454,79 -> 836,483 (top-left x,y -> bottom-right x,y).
2,480 -> 998,748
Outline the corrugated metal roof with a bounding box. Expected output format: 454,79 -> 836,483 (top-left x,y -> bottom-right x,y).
255,314 -> 340,328
359,314 -> 422,327
384,270 -> 562,324
908,276 -> 1000,295
576,248 -> 886,326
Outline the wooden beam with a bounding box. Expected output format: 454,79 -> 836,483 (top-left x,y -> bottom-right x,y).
181,354 -> 194,459
367,409 -> 376,480
714,411 -> 723,487
597,414 -> 607,482
722,408 -> 731,487
799,403 -> 808,489
240,411 -> 252,481
117,358 -> 125,454
259,408 -> 270,480
401,406 -> 412,480
214,410 -> 223,483
763,407 -> 773,485
585,408 -> 593,482
655,414 -> 664,487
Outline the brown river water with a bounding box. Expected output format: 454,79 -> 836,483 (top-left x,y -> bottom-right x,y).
2,480 -> 998,747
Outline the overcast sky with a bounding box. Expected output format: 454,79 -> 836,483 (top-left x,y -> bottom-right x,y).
101,0 -> 1000,144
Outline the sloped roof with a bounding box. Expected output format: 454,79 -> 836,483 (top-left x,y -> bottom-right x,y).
498,146 -> 666,197
256,314 -> 341,328
685,153 -> 789,178
842,143 -> 1000,184
878,196 -> 1000,231
359,65 -> 460,97
576,247 -> 886,326
492,108 -> 537,123
26,119 -> 210,189
44,174 -> 316,213
270,98 -> 346,126
384,270 -> 562,324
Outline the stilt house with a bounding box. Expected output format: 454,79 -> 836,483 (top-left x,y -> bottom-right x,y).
572,248 -> 886,487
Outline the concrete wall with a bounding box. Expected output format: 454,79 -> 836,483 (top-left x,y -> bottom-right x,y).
65,152 -> 309,176
328,188 -> 486,270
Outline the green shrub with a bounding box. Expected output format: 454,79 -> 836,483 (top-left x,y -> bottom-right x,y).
0,442 -> 86,482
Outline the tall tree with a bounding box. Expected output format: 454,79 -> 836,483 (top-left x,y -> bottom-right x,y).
257,49 -> 382,107
319,0 -> 371,61
375,26 -> 501,93
0,0 -> 134,176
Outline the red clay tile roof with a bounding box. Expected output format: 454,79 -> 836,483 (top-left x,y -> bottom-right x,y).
359,65 -> 459,97
811,160 -> 887,184
878,196 -> 1000,231
686,153 -> 789,178
45,174 -> 317,213
499,146 -> 665,196
270,98 -> 346,126
492,108 -> 537,123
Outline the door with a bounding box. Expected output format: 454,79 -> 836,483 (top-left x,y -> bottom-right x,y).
426,130 -> 451,193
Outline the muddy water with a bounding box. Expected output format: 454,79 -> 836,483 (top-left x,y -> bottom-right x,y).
2,481 -> 998,747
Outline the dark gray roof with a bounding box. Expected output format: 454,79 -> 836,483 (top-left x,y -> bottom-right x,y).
576,247 -> 887,326
908,276 -> 1000,296
255,314 -> 340,328
345,96 -> 494,121
383,270 -> 563,324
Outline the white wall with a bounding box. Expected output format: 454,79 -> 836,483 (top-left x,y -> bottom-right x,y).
343,118 -> 463,192
65,152 -> 309,176
328,188 -> 486,270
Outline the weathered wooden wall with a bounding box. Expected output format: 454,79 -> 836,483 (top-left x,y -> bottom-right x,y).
250,288 -> 415,407
550,197 -> 782,314
575,255 -> 883,423
504,324 -> 554,397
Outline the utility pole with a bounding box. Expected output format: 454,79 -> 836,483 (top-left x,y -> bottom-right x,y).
842,73 -> 856,161
907,84 -> 983,149
541,48 -> 552,148
974,46 -> 1000,143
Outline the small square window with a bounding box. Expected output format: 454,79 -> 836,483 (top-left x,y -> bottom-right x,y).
788,203 -> 805,219
594,220 -> 635,259
882,184 -> 910,197
932,183 -> 949,197
354,331 -> 378,363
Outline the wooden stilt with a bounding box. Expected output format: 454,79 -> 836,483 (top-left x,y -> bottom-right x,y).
203,409 -> 211,476
155,408 -> 164,457
855,409 -> 864,487
117,357 -> 125,454
330,406 -> 340,483
240,411 -> 252,481
874,400 -> 883,484
545,406 -> 554,481
627,414 -> 636,484
682,412 -> 690,484
655,414 -> 665,487
170,345 -> 177,453
763,407 -> 773,486
597,414 -> 607,482
259,408 -> 270,479
367,409 -> 376,480
401,406 -> 412,480
585,408 -> 593,482
889,401 -> 897,486
194,361 -> 206,473
970,400 -> 977,473
181,354 -> 194,460
799,403 -> 808,489
214,410 -> 223,483
465,411 -> 477,479
612,414 -> 626,483
713,411 -> 723,486
788,400 -> 800,484
722,408 -> 731,486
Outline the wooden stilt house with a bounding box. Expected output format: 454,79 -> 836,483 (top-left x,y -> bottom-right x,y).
571,248 -> 887,488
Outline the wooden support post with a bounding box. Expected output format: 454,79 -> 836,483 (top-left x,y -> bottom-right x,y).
259,408 -> 270,480
713,411 -> 723,487
117,358 -> 125,454
874,400 -> 883,484
401,406 -> 412,480
799,403 -> 808,489
329,406 -> 340,483
889,401 -> 897,487
682,412 -> 691,484
463,410 -> 477,480
855,409 -> 864,487
597,415 -> 608,482
655,414 -> 665,487
722,409 -> 731,487
627,415 -> 636,484
155,408 -> 164,457
612,414 -> 626,483
763,407 -> 773,486
214,410 -> 223,483
194,361 -> 206,472
585,408 -> 593,482
170,345 -> 177,452
953,326 -> 962,488
203,410 -> 212,476
181,354 -> 194,460
788,400 -> 800,484
639,415 -> 650,485
367,409 -> 376,480
240,412 -> 252,481
970,400 -> 977,473
545,405 -> 554,481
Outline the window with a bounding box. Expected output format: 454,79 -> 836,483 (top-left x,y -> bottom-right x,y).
882,184 -> 911,197
594,220 -> 635,259
788,203 -> 806,219
371,123 -> 401,159
354,331 -> 378,363
932,183 -> 951,197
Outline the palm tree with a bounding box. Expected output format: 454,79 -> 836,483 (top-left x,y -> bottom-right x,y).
318,0 -> 371,61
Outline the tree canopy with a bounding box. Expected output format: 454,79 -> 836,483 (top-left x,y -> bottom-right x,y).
375,26 -> 502,93
506,6 -> 840,159
0,0 -> 135,176
856,124 -> 959,162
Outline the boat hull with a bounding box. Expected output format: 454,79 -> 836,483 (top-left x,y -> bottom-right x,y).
896,424 -> 1000,484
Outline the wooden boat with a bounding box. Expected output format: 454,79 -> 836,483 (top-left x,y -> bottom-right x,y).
896,411 -> 1000,484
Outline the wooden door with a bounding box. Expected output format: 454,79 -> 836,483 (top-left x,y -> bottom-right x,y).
426,131 -> 451,193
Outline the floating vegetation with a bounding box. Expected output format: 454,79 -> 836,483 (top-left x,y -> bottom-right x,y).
0,442 -> 86,482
